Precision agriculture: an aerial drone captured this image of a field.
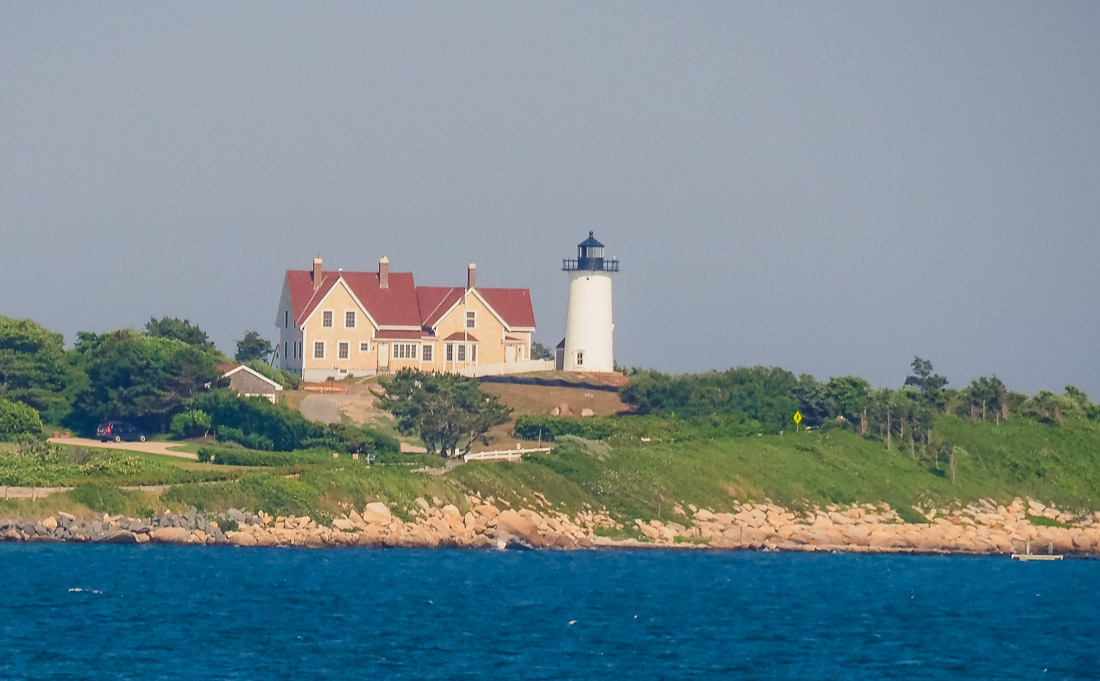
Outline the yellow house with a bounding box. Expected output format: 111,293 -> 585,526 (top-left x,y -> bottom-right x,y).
274,254 -> 542,382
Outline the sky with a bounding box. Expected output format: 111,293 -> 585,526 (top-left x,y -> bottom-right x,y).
2,3 -> 1099,396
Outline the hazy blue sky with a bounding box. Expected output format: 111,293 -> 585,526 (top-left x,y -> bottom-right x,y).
2,3 -> 1098,395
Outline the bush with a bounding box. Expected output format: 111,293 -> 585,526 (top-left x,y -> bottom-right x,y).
197,446 -> 336,467
514,413 -> 761,444
70,483 -> 136,515
245,361 -> 302,390
300,423 -> 401,456
194,390 -> 320,451
169,409 -> 212,439
0,399 -> 43,441
553,434 -> 612,460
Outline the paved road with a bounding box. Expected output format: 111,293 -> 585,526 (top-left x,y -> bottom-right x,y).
47,437 -> 198,460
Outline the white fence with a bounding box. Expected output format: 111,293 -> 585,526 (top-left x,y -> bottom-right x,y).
464,446 -> 552,462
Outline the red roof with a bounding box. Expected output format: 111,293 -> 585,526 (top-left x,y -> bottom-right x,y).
287,270 -> 421,327
443,332 -> 479,342
285,266 -> 536,331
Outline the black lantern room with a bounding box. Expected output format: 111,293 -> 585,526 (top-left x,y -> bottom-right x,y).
562,231 -> 620,272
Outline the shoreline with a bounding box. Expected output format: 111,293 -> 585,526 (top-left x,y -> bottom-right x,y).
3,496 -> 1098,557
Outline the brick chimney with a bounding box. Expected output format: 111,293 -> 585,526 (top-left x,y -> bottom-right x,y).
312,254 -> 323,291
467,263 -> 476,290
379,256 -> 389,289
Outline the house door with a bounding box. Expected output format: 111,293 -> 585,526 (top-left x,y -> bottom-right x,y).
378,343 -> 389,370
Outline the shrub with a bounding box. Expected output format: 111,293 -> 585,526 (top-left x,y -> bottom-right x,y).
514,413 -> 761,444
245,360 -> 302,390
194,390 -> 319,451
553,434 -> 612,460
197,446 -> 335,467
169,409 -> 212,439
0,399 -> 43,441
70,483 -> 134,515
300,423 -> 400,456
216,426 -> 275,451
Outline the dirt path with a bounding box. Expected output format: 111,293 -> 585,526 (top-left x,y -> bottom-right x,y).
47,437 -> 198,461
299,395 -> 343,424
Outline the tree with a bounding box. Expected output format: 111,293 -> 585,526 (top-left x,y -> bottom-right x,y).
375,370 -> 512,457
904,356 -> 948,400
825,376 -> 871,435
0,398 -> 43,441
530,341 -> 554,361
145,317 -> 215,351
68,330 -> 221,433
0,316 -> 83,424
235,331 -> 273,363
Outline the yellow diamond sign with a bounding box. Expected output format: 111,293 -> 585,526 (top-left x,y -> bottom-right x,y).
793,411 -> 803,425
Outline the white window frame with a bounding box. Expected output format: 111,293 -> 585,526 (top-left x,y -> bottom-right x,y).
422,344 -> 433,362
345,310 -> 356,328
338,341 -> 350,360
465,310 -> 477,329
359,341 -> 370,353
446,344 -> 453,362
457,344 -> 466,362
471,344 -> 477,363
392,343 -> 417,360
322,310 -> 334,328
576,351 -> 584,367
314,341 -> 326,359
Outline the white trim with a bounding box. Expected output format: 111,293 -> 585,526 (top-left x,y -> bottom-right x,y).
465,309 -> 477,330
221,365 -> 284,392
392,342 -> 418,360
428,288 -> 513,333
313,340 -> 326,360
422,344 -> 433,362
359,340 -> 370,353
321,309 -> 334,328
298,277 -> 380,330
344,309 -> 357,328
337,340 -> 350,361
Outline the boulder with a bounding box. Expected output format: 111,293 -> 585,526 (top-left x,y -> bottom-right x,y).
41,517 -> 58,531
227,531 -> 257,547
100,530 -> 138,544
580,408 -> 595,417
496,510 -> 544,548
332,518 -> 355,532
150,527 -> 191,544
363,502 -> 393,524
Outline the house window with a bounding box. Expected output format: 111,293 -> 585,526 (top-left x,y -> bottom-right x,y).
322,311 -> 333,328
284,310 -> 289,328
338,342 -> 349,360
422,345 -> 433,362
360,341 -> 370,353
446,344 -> 453,362
576,351 -> 584,367
466,311 -> 476,329
345,311 -> 356,328
471,345 -> 477,362
284,342 -> 288,359
457,345 -> 466,362
393,343 -> 416,359
314,341 -> 325,359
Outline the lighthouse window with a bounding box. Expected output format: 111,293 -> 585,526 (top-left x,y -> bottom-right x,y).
466,311 -> 476,329
576,351 -> 584,367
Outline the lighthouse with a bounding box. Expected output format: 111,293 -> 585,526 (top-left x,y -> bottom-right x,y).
561,231 -> 619,372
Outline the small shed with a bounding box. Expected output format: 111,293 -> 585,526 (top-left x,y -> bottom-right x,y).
221,364 -> 284,404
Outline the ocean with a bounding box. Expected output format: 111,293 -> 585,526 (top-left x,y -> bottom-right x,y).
1,545 -> 1096,680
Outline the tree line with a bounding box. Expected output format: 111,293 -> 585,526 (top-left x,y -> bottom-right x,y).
620,357 -> 1100,454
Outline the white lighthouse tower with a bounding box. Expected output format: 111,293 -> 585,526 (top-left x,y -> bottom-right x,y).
562,231 -> 619,372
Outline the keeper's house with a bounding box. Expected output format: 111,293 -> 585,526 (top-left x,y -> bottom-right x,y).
275,254 -> 544,382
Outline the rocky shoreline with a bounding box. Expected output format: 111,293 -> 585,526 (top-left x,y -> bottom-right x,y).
3,496 -> 1099,555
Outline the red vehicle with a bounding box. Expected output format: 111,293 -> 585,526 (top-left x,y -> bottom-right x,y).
96,421 -> 146,443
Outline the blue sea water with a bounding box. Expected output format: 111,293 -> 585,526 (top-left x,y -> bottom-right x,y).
0,546 -> 1096,680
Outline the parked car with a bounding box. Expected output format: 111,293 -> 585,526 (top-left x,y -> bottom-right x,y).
96,421 -> 146,443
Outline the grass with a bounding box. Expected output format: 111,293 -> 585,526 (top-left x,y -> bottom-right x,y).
7,414 -> 1100,527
